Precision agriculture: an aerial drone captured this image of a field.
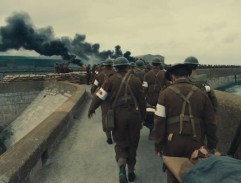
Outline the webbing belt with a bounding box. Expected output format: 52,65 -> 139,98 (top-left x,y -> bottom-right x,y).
168,85 -> 199,137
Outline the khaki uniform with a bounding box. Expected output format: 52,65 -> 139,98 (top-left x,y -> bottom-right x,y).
142,67 -> 166,106
89,70 -> 146,172
133,67 -> 145,83
189,73 -> 218,111
142,67 -> 166,132
154,78 -> 218,183
90,68 -> 116,138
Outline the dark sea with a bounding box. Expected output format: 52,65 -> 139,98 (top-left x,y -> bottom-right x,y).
222,83 -> 241,96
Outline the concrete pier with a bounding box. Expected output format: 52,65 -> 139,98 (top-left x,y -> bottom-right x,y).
37,90 -> 167,183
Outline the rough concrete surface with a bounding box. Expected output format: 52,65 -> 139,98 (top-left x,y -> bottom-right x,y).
37,89 -> 167,183
4,89 -> 69,148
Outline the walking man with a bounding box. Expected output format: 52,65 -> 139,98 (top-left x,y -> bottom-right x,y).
88,57 -> 146,183
142,57 -> 166,139
90,59 -> 116,144
154,63 -> 218,183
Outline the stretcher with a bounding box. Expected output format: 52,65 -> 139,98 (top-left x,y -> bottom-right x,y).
162,155 -> 241,183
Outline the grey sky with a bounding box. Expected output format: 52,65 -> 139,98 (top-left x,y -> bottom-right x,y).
0,0 -> 241,65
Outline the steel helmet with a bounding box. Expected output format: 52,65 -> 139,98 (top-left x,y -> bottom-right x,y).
135,59 -> 144,67
102,58 -> 113,66
151,57 -> 164,64
184,56 -> 199,65
113,57 -> 129,66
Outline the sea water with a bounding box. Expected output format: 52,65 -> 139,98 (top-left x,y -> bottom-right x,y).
222,83 -> 241,96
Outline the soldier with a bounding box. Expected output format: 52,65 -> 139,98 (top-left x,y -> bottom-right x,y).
133,59 -> 145,82
85,64 -> 91,85
142,57 -> 167,140
184,56 -> 218,111
88,57 -> 146,183
154,63 -> 218,183
90,59 -> 116,144
128,62 -> 135,73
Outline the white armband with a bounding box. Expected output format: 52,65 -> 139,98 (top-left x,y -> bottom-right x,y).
155,104 -> 166,117
204,85 -> 211,92
93,79 -> 99,86
96,88 -> 108,100
142,81 -> 148,87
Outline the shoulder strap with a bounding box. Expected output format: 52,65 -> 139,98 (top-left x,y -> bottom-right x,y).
125,75 -> 139,110
112,72 -> 130,108
151,70 -> 162,89
168,85 -> 198,137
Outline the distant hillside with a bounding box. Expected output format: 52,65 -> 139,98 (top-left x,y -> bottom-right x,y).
136,54 -> 165,64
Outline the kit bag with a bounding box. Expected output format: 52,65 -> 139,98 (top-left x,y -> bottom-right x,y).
105,72 -> 130,131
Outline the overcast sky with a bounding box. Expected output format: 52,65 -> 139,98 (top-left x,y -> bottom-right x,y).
0,0 -> 241,65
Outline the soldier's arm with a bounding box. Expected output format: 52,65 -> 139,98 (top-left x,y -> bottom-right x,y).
153,93 -> 167,153
88,82 -> 109,118
136,80 -> 146,121
142,74 -> 149,97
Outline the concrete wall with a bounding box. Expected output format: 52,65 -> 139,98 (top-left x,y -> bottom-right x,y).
0,81 -> 78,128
0,81 -> 86,183
0,82 -> 43,128
215,90 -> 241,158
197,68 -> 241,89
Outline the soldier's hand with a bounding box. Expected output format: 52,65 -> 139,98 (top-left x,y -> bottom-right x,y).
88,110 -> 95,118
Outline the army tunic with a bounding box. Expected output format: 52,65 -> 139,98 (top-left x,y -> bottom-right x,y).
154,78 -> 218,183
189,73 -> 218,111
154,78 -> 217,155
89,70 -> 146,171
133,67 -> 145,83
90,68 -> 116,134
142,67 -> 166,106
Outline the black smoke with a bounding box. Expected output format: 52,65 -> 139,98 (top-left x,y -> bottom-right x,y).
0,12 -> 135,63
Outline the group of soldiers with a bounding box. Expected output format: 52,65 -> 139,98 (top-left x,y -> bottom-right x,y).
88,56 -> 218,183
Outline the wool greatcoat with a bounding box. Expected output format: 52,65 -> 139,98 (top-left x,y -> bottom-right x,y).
89,70 -> 146,171
154,78 -> 218,183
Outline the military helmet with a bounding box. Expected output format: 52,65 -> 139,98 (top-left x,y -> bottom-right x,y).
135,59 -> 144,67
151,57 -> 164,64
184,56 -> 199,65
102,58 -> 113,66
113,57 -> 129,66
165,63 -> 192,81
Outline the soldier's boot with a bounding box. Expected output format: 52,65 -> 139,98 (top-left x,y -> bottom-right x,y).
119,165 -> 128,183
128,172 -> 136,182
106,132 -> 113,144
106,138 -> 113,144
148,128 -> 153,140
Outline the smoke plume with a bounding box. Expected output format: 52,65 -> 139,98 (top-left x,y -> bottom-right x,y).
0,12 -> 126,63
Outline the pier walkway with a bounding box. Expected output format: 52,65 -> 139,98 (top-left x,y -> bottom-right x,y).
37,88 -> 167,183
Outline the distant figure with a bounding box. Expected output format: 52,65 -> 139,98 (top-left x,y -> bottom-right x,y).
86,64 -> 91,85
142,57 -> 167,140
133,59 -> 145,83
154,63 -> 218,183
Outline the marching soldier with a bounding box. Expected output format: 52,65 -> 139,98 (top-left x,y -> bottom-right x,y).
142,57 -> 167,140
90,59 -> 116,144
88,57 -> 146,183
133,59 -> 146,82
154,63 -> 218,183
184,56 -> 218,111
